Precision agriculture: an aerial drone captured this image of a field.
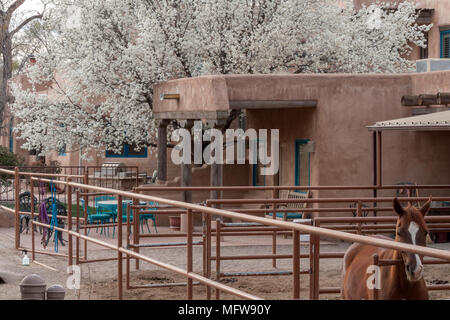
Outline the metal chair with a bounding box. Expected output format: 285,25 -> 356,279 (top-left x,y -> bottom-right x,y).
19,192 -> 38,234
139,201 -> 158,233
82,198 -> 112,236
266,190 -> 310,221
41,197 -> 67,247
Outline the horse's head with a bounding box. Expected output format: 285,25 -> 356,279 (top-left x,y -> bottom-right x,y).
393,197 -> 431,282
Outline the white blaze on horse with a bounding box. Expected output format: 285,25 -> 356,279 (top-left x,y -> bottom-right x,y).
341,197 -> 431,300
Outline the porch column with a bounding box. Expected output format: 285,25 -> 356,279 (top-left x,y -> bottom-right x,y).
376,131 -> 382,187
209,120 -> 226,208
210,163 -> 221,202
180,120 -> 194,232
157,119 -> 169,184
373,130 -> 382,218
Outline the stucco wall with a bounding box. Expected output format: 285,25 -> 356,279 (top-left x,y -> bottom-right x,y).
243,71 -> 450,204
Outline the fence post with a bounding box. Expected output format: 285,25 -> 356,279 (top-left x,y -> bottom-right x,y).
14,167 -> 20,250
126,203 -> 131,290
313,220 -> 321,299
215,218 -> 221,300
357,201 -> 362,235
67,178 -> 73,267
309,223 -> 314,300
187,209 -> 193,300
272,189 -> 277,268
133,188 -> 140,270
372,254 -> 379,300
83,172 -> 88,261
202,213 -> 207,284
30,176 -> 35,262
118,195 -> 123,300
76,191 -> 80,265
293,230 -> 300,299
206,203 -> 212,300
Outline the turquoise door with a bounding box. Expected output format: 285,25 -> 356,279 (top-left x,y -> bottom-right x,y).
295,139 -> 311,186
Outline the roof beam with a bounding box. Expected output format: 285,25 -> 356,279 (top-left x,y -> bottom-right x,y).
229,100 -> 317,110
401,93 -> 450,107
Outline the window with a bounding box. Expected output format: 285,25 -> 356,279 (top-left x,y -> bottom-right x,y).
106,143 -> 148,158
58,145 -> 66,156
441,30 -> 450,58
9,117 -> 13,153
295,139 -> 311,186
420,32 -> 428,59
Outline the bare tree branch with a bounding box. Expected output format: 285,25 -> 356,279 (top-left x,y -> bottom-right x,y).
10,13 -> 42,37
6,0 -> 25,17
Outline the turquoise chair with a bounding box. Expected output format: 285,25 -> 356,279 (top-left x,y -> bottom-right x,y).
267,212 -> 304,219
139,201 -> 158,233
81,199 -> 111,236
111,201 -> 134,239
95,196 -> 116,215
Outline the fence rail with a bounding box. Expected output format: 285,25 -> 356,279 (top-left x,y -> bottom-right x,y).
1,167 -> 449,300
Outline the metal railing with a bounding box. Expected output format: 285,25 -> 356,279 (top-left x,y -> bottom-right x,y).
1,168 -> 450,300
35,178 -> 450,300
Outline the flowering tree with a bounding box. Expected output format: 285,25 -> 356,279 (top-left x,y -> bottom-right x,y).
0,0 -> 49,133
10,0 -> 430,158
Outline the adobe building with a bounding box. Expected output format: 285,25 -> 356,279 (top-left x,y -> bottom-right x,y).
153,71 -> 450,205
355,0 -> 450,61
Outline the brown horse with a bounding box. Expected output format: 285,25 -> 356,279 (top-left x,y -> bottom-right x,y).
341,197 -> 431,300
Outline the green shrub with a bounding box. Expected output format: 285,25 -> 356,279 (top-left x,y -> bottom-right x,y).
0,146 -> 24,185
0,145 -> 24,167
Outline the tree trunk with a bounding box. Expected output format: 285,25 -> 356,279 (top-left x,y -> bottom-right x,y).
1,34 -> 12,126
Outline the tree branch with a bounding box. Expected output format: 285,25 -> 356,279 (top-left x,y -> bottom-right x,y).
6,0 -> 25,17
10,13 -> 42,37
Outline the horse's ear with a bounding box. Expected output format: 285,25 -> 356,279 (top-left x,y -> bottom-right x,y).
420,197 -> 432,217
393,198 -> 405,216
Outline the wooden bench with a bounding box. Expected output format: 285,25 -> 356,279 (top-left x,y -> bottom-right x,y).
266,190 -> 310,221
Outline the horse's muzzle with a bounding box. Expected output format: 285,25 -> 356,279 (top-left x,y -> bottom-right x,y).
405,264 -> 424,282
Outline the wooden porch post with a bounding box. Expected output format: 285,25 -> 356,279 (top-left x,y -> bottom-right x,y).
157,119 -> 169,184
210,163 -> 219,202
374,130 -> 382,218
376,131 -> 382,187
180,120 -> 194,233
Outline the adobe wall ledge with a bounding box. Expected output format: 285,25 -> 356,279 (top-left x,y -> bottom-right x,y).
0,208 -> 14,228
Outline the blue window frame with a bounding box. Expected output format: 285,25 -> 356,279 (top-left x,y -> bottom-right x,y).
295,139 -> 311,187
9,117 -> 13,153
58,145 -> 66,156
106,143 -> 148,158
440,30 -> 450,58
58,124 -> 66,156
252,138 -> 266,186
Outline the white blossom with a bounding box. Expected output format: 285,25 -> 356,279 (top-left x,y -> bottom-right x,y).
10,0 -> 430,158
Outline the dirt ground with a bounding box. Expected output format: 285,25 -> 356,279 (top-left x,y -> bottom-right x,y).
0,226 -> 449,300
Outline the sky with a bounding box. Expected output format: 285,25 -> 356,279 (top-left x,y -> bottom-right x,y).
19,0 -> 45,14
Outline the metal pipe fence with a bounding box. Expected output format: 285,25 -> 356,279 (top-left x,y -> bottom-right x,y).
36,177 -> 450,300
1,168 -> 450,300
